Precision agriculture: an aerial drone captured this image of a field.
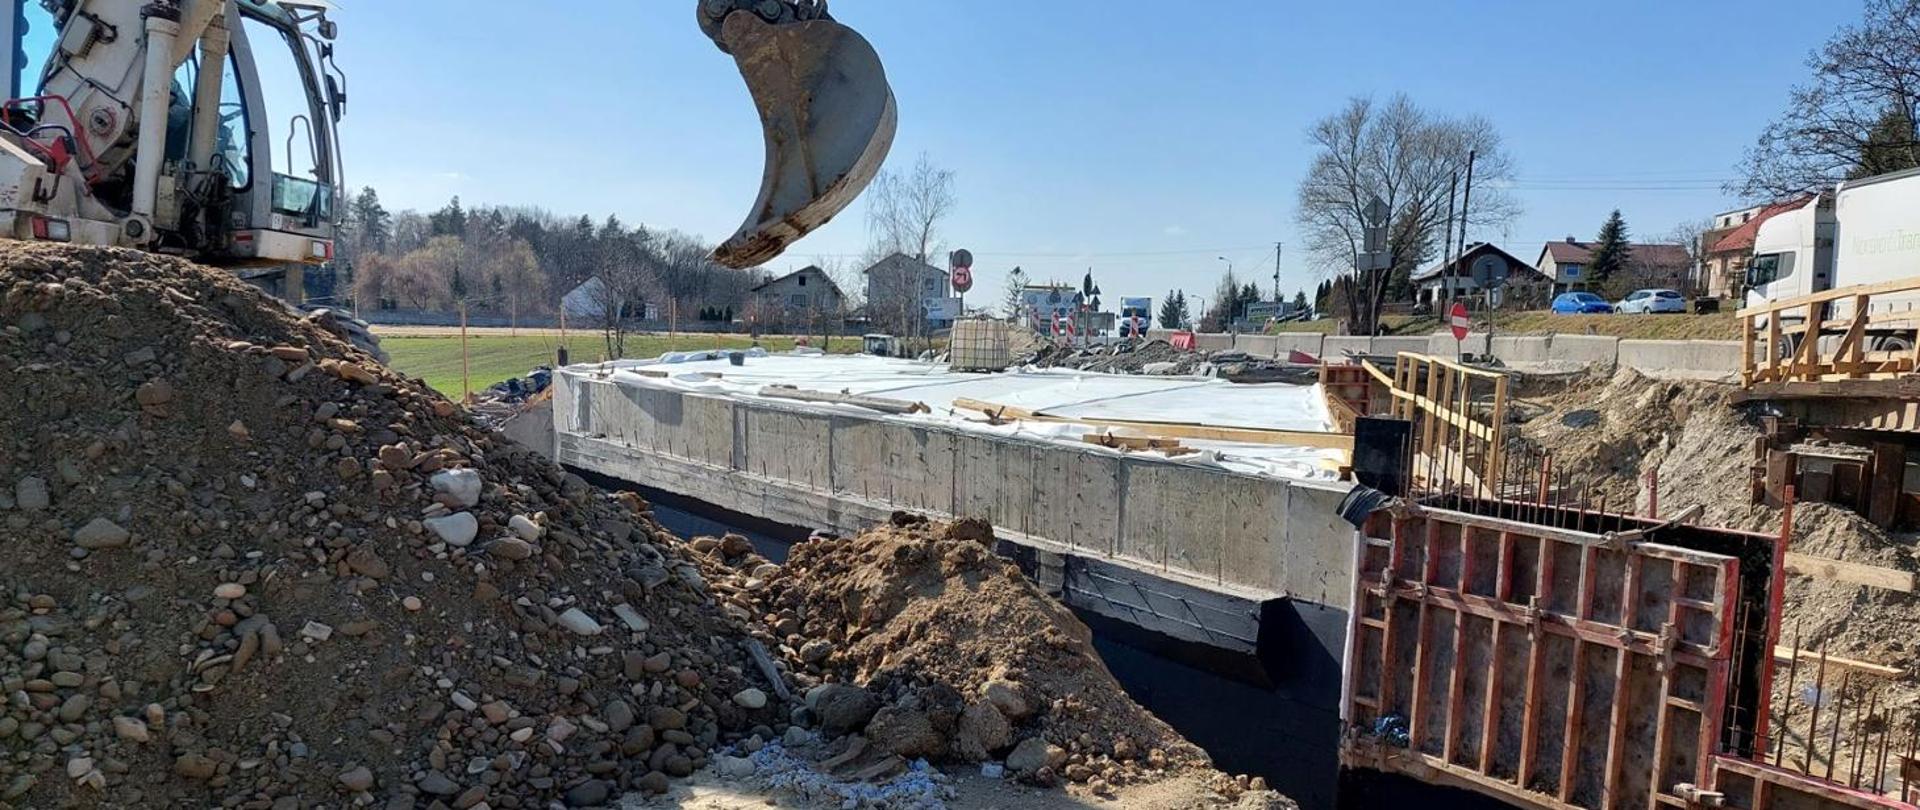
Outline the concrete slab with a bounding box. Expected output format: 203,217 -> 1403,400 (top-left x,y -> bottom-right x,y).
1322,336 -> 1372,358
1235,334 -> 1280,358
1547,333 -> 1620,366
1616,339 -> 1741,380
1490,335 -> 1551,363
1273,334 -> 1326,359
1370,336 -> 1430,357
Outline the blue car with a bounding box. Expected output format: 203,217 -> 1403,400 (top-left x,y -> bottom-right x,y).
1551,292 -> 1614,314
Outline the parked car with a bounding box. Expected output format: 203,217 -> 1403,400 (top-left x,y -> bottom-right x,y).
1551,292 -> 1615,314
1615,288 -> 1687,314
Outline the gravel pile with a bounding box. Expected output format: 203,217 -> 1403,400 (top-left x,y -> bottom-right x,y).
0,244 -> 791,808
729,514 -> 1289,806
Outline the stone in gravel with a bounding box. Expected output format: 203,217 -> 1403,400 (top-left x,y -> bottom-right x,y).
565,779 -> 611,807
637,771 -> 670,794
647,706 -> 686,731
112,716 -> 149,743
402,596 -> 423,612
213,583 -> 246,600
424,512 -> 478,547
481,701 -> 512,725
174,753 -> 217,780
15,477 -> 48,511
300,621 -> 334,642
733,688 -> 768,710
73,517 -> 130,549
716,755 -> 755,779
489,536 -> 534,561
955,700 -> 1013,761
508,514 -> 542,541
135,379 -> 174,406
809,684 -> 879,735
556,607 -> 602,636
603,700 -> 635,733
548,717 -> 578,743
611,603 -> 649,632
981,679 -> 1031,720
345,546 -> 390,579
338,765 -> 374,792
799,639 -> 834,664
57,693 -> 91,722
430,468 -> 483,508
1006,737 -> 1051,774
418,771 -> 460,796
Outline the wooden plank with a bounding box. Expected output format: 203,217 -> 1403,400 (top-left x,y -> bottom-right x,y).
1868,442 -> 1903,528
949,398 -> 1357,450
1772,647 -> 1906,679
1783,552 -> 1916,592
758,385 -> 928,414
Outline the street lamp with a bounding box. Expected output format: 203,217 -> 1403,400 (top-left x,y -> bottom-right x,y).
1188,294 -> 1208,333
1216,257 -> 1234,332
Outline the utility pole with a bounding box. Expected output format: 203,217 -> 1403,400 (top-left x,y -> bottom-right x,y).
1440,173 -> 1457,308
1457,149 -> 1477,260
1273,242 -> 1284,302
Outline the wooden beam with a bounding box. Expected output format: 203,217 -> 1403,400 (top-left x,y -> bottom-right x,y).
1783,552 -> 1915,593
1772,647 -> 1905,679
950,397 -> 1356,450
758,385 -> 928,414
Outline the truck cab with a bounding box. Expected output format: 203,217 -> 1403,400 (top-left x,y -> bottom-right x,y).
1744,194 -> 1835,310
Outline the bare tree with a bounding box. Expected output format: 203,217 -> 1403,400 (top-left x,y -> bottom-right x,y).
1733,0 -> 1920,199
1295,95 -> 1518,334
865,152 -> 957,263
1663,217 -> 1715,296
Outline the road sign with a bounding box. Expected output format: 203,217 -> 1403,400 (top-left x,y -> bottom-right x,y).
1470,253 -> 1509,288
1363,196 -> 1390,225
951,266 -> 972,293
1359,251 -> 1392,272
1449,301 -> 1471,341
924,297 -> 961,320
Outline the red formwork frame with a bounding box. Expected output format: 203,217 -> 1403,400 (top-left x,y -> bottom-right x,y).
1341,504 -> 1743,810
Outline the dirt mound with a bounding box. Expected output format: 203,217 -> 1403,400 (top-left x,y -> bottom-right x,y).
0,244 -> 786,808
1513,367 -> 1920,718
730,514 -> 1285,805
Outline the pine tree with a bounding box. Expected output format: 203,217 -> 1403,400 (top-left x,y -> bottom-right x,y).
429,196 -> 467,237
1588,210 -> 1632,290
350,188 -> 390,253
1851,107 -> 1920,180
1158,290 -> 1189,330
1292,289 -> 1308,310
1001,266 -> 1030,319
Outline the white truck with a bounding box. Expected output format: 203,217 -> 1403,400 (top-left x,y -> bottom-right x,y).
1747,166 -> 1920,350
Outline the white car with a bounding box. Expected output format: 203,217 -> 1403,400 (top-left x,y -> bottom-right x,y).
1615,289 -> 1687,314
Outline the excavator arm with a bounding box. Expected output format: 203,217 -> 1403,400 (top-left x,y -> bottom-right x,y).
698,0 -> 896,269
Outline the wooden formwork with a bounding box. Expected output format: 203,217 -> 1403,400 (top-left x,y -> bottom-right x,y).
1342,503 -> 1744,810
1352,354 -> 1509,497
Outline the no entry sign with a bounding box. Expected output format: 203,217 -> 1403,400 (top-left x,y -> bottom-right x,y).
1449,301 -> 1471,341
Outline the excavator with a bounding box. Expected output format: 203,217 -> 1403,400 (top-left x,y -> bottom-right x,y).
0,0 -> 894,298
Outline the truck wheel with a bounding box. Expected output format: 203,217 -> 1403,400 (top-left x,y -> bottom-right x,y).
1870,335 -> 1914,353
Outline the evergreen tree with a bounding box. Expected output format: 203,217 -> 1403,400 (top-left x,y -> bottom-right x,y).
1851,107 -> 1920,179
1238,282 -> 1261,319
1588,210 -> 1632,289
1292,289 -> 1308,310
428,196 -> 468,237
1158,290 -> 1189,330
350,188 -> 390,253
1001,266 -> 1030,319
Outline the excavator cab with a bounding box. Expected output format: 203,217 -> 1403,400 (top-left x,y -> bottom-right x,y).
698,1 -> 897,268
0,0 -> 343,295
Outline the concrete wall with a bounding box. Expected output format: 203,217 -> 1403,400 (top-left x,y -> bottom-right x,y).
554,371 -> 1361,608
1158,330 -> 1742,378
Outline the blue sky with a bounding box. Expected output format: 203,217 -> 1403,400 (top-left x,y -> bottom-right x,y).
330,1 -> 1858,307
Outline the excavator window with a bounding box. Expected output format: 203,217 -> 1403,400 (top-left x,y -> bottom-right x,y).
217,53 -> 251,189
9,3 -> 56,100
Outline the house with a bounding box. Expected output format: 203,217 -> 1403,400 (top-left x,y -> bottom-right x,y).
1534,237 -> 1692,294
1699,197 -> 1814,299
749,266 -> 844,330
561,276 -> 655,322
1411,243 -> 1553,308
862,253 -> 952,330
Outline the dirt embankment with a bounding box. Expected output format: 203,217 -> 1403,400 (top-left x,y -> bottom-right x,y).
1513,369 -> 1920,720
0,244 -> 790,808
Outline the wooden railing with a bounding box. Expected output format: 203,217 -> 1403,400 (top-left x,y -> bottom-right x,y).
1741,277 -> 1920,388
1360,353 -> 1509,496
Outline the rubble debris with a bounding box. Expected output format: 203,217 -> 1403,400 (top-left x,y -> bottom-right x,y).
0,243 -> 777,807
1021,338 -> 1316,383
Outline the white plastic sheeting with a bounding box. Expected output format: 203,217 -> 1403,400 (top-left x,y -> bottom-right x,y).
585,352 -> 1342,481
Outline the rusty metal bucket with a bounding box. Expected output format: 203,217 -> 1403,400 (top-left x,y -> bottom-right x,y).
710,11 -> 897,268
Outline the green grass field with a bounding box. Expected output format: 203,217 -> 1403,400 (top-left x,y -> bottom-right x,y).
383,333 -> 858,396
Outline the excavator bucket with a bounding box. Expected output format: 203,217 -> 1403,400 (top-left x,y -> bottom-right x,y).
711,11 -> 897,269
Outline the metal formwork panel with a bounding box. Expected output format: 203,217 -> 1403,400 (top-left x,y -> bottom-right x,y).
1341,505 -> 1743,810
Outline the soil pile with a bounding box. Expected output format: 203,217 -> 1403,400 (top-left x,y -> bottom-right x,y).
730,514 -> 1289,806
1512,368 -> 1920,718
0,244 -> 788,808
